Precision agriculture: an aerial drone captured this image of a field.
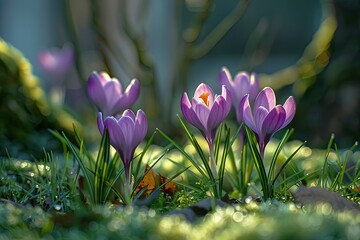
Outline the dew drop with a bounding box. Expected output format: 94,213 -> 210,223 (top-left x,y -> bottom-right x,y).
54,204 -> 62,211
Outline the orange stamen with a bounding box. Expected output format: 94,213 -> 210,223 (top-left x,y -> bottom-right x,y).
199,92 -> 210,106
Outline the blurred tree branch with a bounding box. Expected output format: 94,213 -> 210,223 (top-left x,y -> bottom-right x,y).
261,0 -> 337,96
190,0 -> 250,59
64,0 -> 86,86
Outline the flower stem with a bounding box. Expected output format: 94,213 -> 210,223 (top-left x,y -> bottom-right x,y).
208,140 -> 219,197
124,162 -> 133,205
124,173 -> 132,205
259,141 -> 265,159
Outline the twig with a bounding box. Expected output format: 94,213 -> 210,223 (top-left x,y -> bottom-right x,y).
190,0 -> 250,59
64,0 -> 87,87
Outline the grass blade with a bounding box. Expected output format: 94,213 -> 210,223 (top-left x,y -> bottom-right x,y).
61,132 -> 95,204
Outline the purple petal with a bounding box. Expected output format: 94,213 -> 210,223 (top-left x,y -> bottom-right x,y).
254,106 -> 269,135
207,96 -> 225,131
133,110 -> 148,146
104,116 -> 127,152
113,78 -> 140,113
97,72 -> 111,86
254,87 -> 276,111
104,79 -> 122,98
38,44 -> 74,74
193,102 -> 210,130
104,80 -> 123,115
123,109 -> 136,121
97,112 -> 105,135
219,68 -> 240,108
87,72 -> 108,113
124,78 -> 140,104
194,83 -> 215,107
116,116 -> 135,150
233,72 -> 251,102
249,73 -> 259,103
261,105 -> 286,139
218,67 -> 232,91
238,94 -> 256,130
220,85 -> 232,116
282,96 -> 296,127
180,93 -> 203,129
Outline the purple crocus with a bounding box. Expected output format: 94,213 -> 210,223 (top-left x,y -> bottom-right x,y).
180,83 -> 232,146
181,83 -> 231,178
239,87 -> 296,157
219,67 -> 259,123
88,72 -> 140,117
97,109 -> 147,184
39,43 -> 74,77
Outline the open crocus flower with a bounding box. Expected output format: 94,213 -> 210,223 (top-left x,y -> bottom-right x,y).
88,72 -> 140,117
239,87 -> 296,157
97,109 -> 147,184
180,83 -> 232,146
219,67 -> 259,123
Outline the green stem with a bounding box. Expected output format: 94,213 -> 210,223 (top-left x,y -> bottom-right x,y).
124,177 -> 132,205
208,140 -> 219,197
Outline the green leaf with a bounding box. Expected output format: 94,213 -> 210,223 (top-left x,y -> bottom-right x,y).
61,132 -> 95,204
156,127 -> 207,178
94,129 -> 110,204
218,124 -> 235,197
244,125 -> 269,199
271,141 -> 306,190
319,134 -> 335,188
267,129 -> 293,184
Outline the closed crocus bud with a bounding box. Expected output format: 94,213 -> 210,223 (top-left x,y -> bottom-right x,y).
98,110 -> 148,184
180,83 -> 232,146
87,72 -> 140,117
219,67 -> 259,123
239,87 -> 296,157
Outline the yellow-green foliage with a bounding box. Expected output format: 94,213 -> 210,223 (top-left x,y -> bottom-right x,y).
0,39 -> 79,156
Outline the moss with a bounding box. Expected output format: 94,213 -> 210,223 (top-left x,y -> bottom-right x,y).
0,39 -> 80,158
0,201 -> 359,239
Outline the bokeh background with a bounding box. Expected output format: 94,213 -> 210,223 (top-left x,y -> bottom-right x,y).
0,0 -> 359,158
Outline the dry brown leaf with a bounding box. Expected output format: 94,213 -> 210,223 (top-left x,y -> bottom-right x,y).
134,165 -> 178,198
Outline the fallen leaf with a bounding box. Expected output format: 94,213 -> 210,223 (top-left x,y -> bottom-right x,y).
135,165 -> 178,198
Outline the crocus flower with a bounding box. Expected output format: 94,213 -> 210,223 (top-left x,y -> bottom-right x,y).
97,109 -> 147,184
39,43 -> 74,77
181,83 -> 231,179
180,83 -> 232,147
88,72 -> 140,117
239,87 -> 296,157
219,67 -> 259,123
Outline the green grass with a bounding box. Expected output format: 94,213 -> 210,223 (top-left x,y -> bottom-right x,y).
1,133 -> 359,239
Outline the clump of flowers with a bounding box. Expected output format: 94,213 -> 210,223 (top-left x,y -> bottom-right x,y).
58,65 -> 301,204
97,110 -> 148,203
86,71 -> 147,204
